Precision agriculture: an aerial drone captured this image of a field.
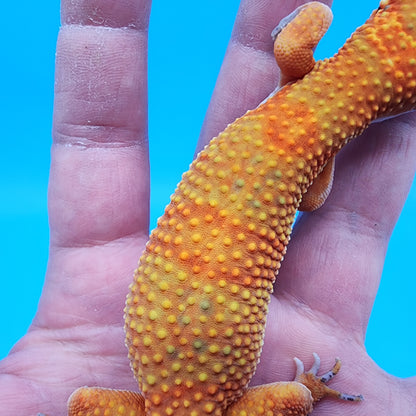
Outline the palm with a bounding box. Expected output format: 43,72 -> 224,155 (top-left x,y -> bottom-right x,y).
1,0 -> 415,415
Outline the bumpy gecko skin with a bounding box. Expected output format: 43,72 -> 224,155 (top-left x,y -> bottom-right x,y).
68,1 -> 416,415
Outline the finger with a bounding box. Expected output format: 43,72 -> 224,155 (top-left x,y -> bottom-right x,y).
50,0 -> 151,249
196,0 -> 332,153
278,112 -> 416,335
34,0 -> 152,330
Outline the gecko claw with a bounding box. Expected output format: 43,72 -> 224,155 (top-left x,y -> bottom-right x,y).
294,353 -> 363,404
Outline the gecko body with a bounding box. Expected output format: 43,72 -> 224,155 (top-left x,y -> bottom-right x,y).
68,1 -> 416,415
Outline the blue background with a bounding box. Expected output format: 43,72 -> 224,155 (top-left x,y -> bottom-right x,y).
1,0 -> 415,378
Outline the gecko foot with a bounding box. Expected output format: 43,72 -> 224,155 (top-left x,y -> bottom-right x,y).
271,2 -> 333,86
294,353 -> 363,404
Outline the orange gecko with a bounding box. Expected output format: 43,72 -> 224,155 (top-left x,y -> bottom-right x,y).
67,1 -> 416,415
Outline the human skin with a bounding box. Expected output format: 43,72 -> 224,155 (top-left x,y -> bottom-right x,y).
0,0 -> 415,415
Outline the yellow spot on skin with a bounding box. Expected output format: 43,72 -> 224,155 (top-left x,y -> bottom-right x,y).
190,218 -> 199,227
177,271 -> 187,281
141,355 -> 149,365
148,310 -> 158,320
223,237 -> 232,246
143,336 -> 152,347
136,306 -> 145,316
217,254 -> 226,263
209,344 -> 219,354
241,290 -> 251,300
230,301 -> 240,312
188,296 -> 196,304
192,233 -> 202,243
247,242 -> 257,252
233,250 -> 242,260
153,353 -> 163,363
157,329 -> 167,340
215,313 -> 225,323
199,354 -> 209,364
225,328 -> 234,338
172,362 -> 181,372
208,328 -> 217,338
204,285 -> 214,294
198,372 -> 208,382
146,375 -> 156,386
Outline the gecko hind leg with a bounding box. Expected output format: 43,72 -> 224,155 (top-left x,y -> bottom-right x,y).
294,353 -> 364,404
67,387 -> 146,416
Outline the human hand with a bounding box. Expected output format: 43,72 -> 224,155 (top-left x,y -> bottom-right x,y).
1,0 -> 415,415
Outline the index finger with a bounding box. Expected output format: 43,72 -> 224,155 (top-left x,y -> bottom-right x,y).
50,0 -> 152,249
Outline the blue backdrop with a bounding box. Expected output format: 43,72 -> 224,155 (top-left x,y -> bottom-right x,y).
1,0 -> 414,379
